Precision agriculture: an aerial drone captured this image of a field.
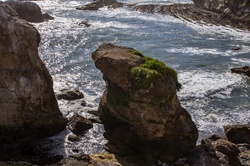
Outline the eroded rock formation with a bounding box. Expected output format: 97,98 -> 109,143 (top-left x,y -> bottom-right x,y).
0,3 -> 67,143
92,44 -> 198,164
4,1 -> 44,23
132,0 -> 250,31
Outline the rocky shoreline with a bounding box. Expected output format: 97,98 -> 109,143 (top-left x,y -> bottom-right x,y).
0,0 -> 250,166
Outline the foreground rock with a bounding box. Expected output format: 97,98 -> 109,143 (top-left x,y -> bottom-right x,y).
231,66 -> 250,77
133,1 -> 250,31
92,44 -> 198,164
0,1 -> 67,152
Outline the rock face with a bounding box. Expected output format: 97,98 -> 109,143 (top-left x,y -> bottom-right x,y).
92,44 -> 198,164
193,0 -> 250,17
231,66 -> 250,77
132,1 -> 250,31
4,1 -> 44,22
0,4 -> 67,142
224,125 -> 250,144
76,0 -> 120,10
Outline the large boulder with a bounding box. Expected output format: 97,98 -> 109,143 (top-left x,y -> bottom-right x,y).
0,4 -> 67,142
92,44 -> 198,164
4,1 -> 44,22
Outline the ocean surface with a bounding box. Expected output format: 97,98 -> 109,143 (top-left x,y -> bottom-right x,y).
26,0 -> 250,157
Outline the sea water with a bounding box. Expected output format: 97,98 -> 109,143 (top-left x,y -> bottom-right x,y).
32,0 -> 249,156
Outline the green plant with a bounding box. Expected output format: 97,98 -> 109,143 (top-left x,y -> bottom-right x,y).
129,50 -> 144,57
130,51 -> 177,91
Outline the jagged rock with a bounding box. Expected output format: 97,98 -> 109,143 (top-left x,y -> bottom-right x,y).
67,134 -> 81,142
92,44 -> 198,164
212,139 -> 240,156
43,13 -> 54,20
231,66 -> 250,77
67,113 -> 93,135
239,150 -> 250,166
187,146 -> 221,166
76,0 -> 118,10
224,125 -> 250,144
0,3 -> 67,143
56,89 -> 84,100
78,20 -> 91,27
4,1 -> 44,23
193,0 -> 250,17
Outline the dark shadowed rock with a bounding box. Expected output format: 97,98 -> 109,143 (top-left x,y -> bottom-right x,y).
187,146 -> 221,166
231,66 -> 250,77
43,13 -> 54,20
76,0 -> 118,10
4,1 -> 44,22
224,125 -> 250,144
67,113 -> 93,135
92,44 -> 198,164
0,3 -> 67,143
56,89 -> 84,100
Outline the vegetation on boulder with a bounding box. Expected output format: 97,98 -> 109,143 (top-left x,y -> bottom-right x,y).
130,50 -> 177,90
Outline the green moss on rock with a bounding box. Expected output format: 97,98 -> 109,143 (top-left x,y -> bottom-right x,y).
130,50 -> 177,90
131,67 -> 160,89
129,50 -> 144,57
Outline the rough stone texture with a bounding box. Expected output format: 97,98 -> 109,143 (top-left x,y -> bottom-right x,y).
76,0 -> 118,10
92,44 -> 198,164
192,0 -> 250,17
4,1 -> 44,23
187,146 -> 221,166
0,4 -> 67,141
224,125 -> 250,144
56,89 -> 84,100
239,150 -> 250,166
231,66 -> 250,77
67,113 -> 93,135
132,2 -> 250,31
212,139 -> 240,156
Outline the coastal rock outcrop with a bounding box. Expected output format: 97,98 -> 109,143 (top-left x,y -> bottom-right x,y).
92,44 -> 198,164
4,1 -> 44,22
231,66 -> 250,77
132,0 -> 250,31
76,0 -> 122,10
193,0 -> 250,17
0,3 -> 67,143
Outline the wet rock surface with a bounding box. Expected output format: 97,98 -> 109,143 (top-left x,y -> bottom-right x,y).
67,113 -> 93,135
231,66 -> 250,77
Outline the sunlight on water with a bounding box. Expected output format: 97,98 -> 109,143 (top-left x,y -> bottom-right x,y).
32,0 -> 250,155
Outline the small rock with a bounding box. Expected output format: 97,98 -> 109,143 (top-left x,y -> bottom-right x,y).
212,139 -> 240,156
56,89 -> 84,100
43,13 -> 54,20
78,20 -> 91,27
231,66 -> 250,77
72,149 -> 80,153
67,113 -> 93,135
239,150 -> 250,166
224,124 -> 250,144
68,134 -> 81,142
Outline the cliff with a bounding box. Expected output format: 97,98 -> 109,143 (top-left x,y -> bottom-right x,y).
0,3 -> 67,145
